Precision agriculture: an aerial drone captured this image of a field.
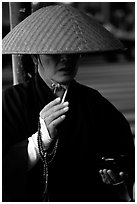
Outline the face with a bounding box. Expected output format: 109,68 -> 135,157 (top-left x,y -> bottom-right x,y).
38,54 -> 80,85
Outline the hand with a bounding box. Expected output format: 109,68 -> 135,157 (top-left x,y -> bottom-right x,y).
99,169 -> 124,185
40,97 -> 69,145
99,169 -> 131,201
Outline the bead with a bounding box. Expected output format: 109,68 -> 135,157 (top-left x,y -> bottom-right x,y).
37,118 -> 59,201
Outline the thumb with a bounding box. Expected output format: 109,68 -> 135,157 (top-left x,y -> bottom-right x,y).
119,171 -> 127,182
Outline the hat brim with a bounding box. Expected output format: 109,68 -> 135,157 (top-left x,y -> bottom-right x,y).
2,5 -> 125,54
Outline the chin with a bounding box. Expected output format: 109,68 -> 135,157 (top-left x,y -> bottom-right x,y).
57,76 -> 73,85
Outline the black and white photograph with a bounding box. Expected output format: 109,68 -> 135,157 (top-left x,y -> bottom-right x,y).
2,2 -> 135,202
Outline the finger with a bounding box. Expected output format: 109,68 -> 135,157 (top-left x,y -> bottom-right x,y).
40,97 -> 61,118
99,169 -> 110,184
119,171 -> 124,178
103,169 -> 113,184
99,170 -> 105,182
119,171 -> 126,181
45,101 -> 69,118
46,106 -> 69,125
107,169 -> 118,183
49,115 -> 66,129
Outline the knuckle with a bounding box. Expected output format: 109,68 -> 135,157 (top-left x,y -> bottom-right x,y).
53,106 -> 57,112
54,104 -> 62,112
49,114 -> 55,122
58,109 -> 65,117
50,122 -> 56,129
52,122 -> 56,128
51,110 -> 62,119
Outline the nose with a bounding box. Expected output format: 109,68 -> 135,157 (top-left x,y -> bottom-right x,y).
60,55 -> 69,63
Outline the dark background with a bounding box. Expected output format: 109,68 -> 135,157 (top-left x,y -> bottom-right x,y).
2,2 -> 135,137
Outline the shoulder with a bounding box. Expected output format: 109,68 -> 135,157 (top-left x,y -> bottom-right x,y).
75,81 -> 106,104
74,81 -> 101,98
3,78 -> 33,97
75,81 -> 127,121
76,82 -> 134,152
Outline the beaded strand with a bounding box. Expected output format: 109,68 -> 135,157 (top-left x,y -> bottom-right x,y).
37,118 -> 59,201
37,119 -> 47,162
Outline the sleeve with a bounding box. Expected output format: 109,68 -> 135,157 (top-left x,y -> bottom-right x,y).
2,87 -> 29,201
100,94 -> 134,156
96,92 -> 135,200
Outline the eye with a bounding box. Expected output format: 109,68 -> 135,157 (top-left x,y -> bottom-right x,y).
48,54 -> 80,62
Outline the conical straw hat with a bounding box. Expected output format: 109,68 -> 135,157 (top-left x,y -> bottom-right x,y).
2,5 -> 124,54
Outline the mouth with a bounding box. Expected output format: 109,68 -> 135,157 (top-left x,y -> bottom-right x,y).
59,67 -> 69,71
59,65 -> 73,72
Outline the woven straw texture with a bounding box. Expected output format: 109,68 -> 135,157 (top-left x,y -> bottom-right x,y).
2,5 -> 124,54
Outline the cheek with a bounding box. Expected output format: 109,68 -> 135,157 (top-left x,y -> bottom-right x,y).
40,55 -> 53,66
42,58 -> 50,67
41,58 -> 55,72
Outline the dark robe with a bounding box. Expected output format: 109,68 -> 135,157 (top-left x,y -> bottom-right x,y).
2,73 -> 134,202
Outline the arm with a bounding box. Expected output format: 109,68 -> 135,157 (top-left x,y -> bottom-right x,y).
99,169 -> 132,201
28,97 -> 69,170
2,88 -> 69,200
94,92 -> 135,201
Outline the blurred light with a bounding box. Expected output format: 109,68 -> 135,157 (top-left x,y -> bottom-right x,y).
60,2 -> 73,4
32,2 -> 39,5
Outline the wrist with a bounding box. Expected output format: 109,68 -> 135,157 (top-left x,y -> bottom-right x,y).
27,132 -> 40,170
31,132 -> 40,158
39,116 -> 51,145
